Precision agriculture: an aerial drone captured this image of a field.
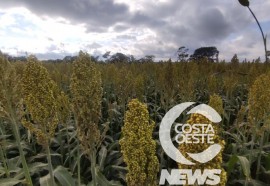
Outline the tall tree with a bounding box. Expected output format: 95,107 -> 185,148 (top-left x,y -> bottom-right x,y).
177,46 -> 189,62
190,46 -> 219,62
231,54 -> 239,64
108,52 -> 129,63
102,51 -> 111,58
138,55 -> 155,63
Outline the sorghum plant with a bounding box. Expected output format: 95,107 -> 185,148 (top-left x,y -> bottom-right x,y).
70,51 -> 103,185
178,94 -> 227,186
120,99 -> 159,186
0,54 -> 33,186
248,72 -> 270,177
20,56 -> 59,186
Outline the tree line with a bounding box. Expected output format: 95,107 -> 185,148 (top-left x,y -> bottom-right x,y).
0,46 -> 266,63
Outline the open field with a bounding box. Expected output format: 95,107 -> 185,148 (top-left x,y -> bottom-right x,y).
1,53 -> 270,186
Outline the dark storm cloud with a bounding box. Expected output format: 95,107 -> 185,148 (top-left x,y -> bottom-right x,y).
138,0 -> 254,57
0,0 -> 130,32
129,12 -> 166,28
0,0 -> 250,39
160,4 -> 241,42
193,8 -> 231,41
0,0 -> 265,60
113,24 -> 130,32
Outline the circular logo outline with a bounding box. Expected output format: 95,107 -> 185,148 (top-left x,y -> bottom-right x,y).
159,102 -> 222,165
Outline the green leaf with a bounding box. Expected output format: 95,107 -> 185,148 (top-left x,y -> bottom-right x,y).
29,153 -> 47,162
226,155 -> 239,176
14,169 -> 26,180
264,153 -> 270,171
248,179 -> 268,186
54,165 -> 76,186
237,156 -> 251,178
6,156 -> 21,173
238,0 -> 249,7
0,134 -> 11,140
40,174 -> 51,186
226,155 -> 251,178
29,162 -> 48,173
223,131 -> 242,143
234,179 -> 268,186
110,165 -> 128,172
107,141 -> 119,151
95,167 -> 122,186
0,178 -> 22,186
98,146 -> 107,171
87,182 -> 94,186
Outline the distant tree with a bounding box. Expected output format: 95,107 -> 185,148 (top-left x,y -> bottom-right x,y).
128,55 -> 136,62
138,55 -> 155,63
91,56 -> 99,62
63,56 -> 77,62
177,46 -> 189,62
108,52 -> 129,63
144,55 -> 155,62
102,51 -> 111,59
63,55 -> 98,63
231,54 -> 239,64
6,55 -> 27,62
190,46 -> 219,62
255,57 -> 261,63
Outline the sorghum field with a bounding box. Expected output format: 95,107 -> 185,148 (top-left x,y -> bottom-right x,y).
0,52 -> 270,186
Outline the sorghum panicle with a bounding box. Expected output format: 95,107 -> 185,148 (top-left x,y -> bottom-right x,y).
208,94 -> 224,115
178,95 -> 227,186
20,56 -> 59,146
248,73 -> 270,123
120,99 -> 159,186
70,51 -> 103,155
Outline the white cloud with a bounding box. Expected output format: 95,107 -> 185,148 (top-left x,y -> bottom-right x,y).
0,1 -> 269,61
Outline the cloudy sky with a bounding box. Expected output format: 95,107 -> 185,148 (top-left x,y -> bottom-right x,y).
0,0 -> 269,61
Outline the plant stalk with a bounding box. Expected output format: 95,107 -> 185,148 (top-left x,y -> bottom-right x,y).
0,146 -> 9,178
256,131 -> 265,179
77,141 -> 81,186
67,126 -> 71,169
46,143 -> 55,186
90,150 -> 97,186
3,79 -> 33,186
248,6 -> 268,63
9,112 -> 33,186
